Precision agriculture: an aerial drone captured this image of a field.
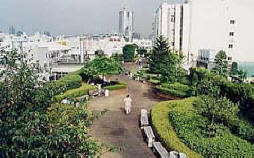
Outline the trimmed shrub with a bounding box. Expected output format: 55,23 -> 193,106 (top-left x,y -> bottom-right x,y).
156,83 -> 194,98
104,82 -> 127,90
152,98 -> 202,158
167,98 -> 254,157
190,67 -> 254,121
148,79 -> 160,85
54,83 -> 96,102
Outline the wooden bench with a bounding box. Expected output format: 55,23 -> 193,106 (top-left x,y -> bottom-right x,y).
152,142 -> 169,158
169,151 -> 179,158
179,153 -> 187,158
143,126 -> 155,147
140,109 -> 149,128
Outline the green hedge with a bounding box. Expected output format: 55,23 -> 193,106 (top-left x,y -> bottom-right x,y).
152,98 -> 202,158
190,67 -> 254,121
54,83 -> 96,102
54,74 -> 82,92
104,82 -> 127,90
148,79 -> 160,84
168,97 -> 254,157
156,83 -> 194,98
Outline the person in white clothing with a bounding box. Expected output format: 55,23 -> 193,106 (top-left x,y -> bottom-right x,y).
124,94 -> 132,114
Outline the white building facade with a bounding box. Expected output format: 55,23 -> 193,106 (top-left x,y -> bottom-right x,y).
154,0 -> 254,63
119,8 -> 134,42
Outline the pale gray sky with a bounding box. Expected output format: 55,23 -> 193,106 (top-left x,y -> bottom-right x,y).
0,0 -> 162,37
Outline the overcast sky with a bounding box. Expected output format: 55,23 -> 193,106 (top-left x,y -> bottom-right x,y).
0,0 -> 163,37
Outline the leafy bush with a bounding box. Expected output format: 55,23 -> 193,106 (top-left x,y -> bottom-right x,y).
54,83 -> 96,102
0,51 -> 100,157
193,95 -> 239,125
168,98 -> 254,157
190,67 -> 254,121
123,44 -> 137,62
104,81 -> 127,90
47,103 -> 101,157
156,83 -> 194,98
152,98 -> 202,158
53,74 -> 82,94
148,79 -> 160,84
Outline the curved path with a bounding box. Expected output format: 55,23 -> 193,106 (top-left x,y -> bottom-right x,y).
88,66 -> 164,158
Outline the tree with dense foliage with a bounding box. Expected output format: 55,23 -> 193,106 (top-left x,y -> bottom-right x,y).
136,48 -> 147,56
0,51 -> 100,157
238,69 -> 248,82
231,61 -> 238,76
123,44 -> 137,62
83,56 -> 122,81
149,36 -> 184,83
212,50 -> 228,77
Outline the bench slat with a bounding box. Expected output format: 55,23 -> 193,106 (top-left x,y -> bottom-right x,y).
143,126 -> 155,147
140,109 -> 149,127
152,142 -> 169,158
169,151 -> 179,158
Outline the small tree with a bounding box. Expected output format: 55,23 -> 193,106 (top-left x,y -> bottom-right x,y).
123,44 -> 137,62
0,51 -> 100,157
212,50 -> 228,77
84,56 -> 122,82
238,69 -> 247,82
194,95 -> 239,136
149,36 -> 184,83
231,61 -> 238,76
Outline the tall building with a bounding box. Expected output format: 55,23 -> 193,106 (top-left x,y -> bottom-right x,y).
9,26 -> 16,35
119,7 -> 134,41
154,0 -> 254,62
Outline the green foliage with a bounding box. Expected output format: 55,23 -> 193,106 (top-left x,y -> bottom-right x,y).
104,81 -> 127,90
231,61 -> 238,75
54,83 -> 96,102
47,103 -> 100,157
152,98 -> 202,158
149,36 -> 184,83
194,96 -> 239,129
123,44 -> 137,62
190,67 -> 254,121
0,51 -> 100,157
84,56 -> 122,79
148,79 -> 160,84
167,98 -> 254,157
212,50 -> 229,77
156,83 -> 194,98
136,48 -> 147,56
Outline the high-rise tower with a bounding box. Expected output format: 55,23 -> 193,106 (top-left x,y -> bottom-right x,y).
119,7 -> 134,42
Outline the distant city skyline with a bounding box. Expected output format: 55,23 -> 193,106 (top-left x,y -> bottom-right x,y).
0,0 -> 162,37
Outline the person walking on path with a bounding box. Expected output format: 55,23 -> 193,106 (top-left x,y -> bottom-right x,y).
124,94 -> 132,114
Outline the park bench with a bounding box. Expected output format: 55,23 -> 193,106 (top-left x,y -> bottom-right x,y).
169,151 -> 179,158
88,89 -> 99,97
169,151 -> 187,158
143,126 -> 155,147
140,109 -> 149,128
152,142 -> 169,158
179,153 -> 187,158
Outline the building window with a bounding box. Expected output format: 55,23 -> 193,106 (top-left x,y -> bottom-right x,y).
171,15 -> 175,22
228,57 -> 232,60
229,32 -> 234,36
230,20 -> 235,24
229,44 -> 233,49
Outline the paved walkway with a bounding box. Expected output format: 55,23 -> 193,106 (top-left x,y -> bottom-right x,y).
88,67 -> 164,158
